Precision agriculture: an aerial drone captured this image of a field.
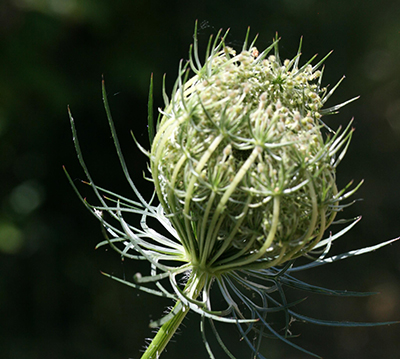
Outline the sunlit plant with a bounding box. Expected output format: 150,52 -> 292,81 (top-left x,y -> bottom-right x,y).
66,23 -> 398,359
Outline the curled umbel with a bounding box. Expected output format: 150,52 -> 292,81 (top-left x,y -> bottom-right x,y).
151,31 -> 356,275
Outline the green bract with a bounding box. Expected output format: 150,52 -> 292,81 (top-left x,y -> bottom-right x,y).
67,24 -> 399,359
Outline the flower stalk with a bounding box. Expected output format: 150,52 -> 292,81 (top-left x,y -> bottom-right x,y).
141,271 -> 206,359
142,302 -> 187,359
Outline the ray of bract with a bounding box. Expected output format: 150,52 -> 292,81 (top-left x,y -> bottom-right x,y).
168,272 -> 257,324
117,206 -> 188,273
289,311 -> 399,327
100,271 -> 176,299
101,78 -> 153,211
290,236 -> 400,272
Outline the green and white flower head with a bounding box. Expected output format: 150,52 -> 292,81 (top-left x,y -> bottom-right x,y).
152,31 -> 353,274
67,24 -> 399,359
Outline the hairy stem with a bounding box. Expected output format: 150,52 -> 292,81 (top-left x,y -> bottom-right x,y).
140,300 -> 188,359
140,271 -> 206,359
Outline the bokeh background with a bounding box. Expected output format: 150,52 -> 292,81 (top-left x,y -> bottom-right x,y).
1,0 -> 400,358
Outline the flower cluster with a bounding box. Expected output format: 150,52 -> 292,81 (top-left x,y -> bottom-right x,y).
67,24 -> 398,359
151,34 -> 355,276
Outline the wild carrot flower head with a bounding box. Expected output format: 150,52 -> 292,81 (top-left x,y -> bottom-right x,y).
66,24 -> 398,359
151,31 -> 355,275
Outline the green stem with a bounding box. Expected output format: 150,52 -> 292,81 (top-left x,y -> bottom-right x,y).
140,300 -> 188,359
140,271 -> 206,359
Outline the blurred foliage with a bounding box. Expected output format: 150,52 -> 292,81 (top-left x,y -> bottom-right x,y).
0,0 -> 399,358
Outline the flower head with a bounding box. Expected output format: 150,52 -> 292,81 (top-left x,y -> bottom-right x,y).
151,32 -> 353,276
66,24 -> 398,359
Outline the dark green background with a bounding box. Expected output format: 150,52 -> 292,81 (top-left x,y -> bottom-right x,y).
1,0 -> 400,358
